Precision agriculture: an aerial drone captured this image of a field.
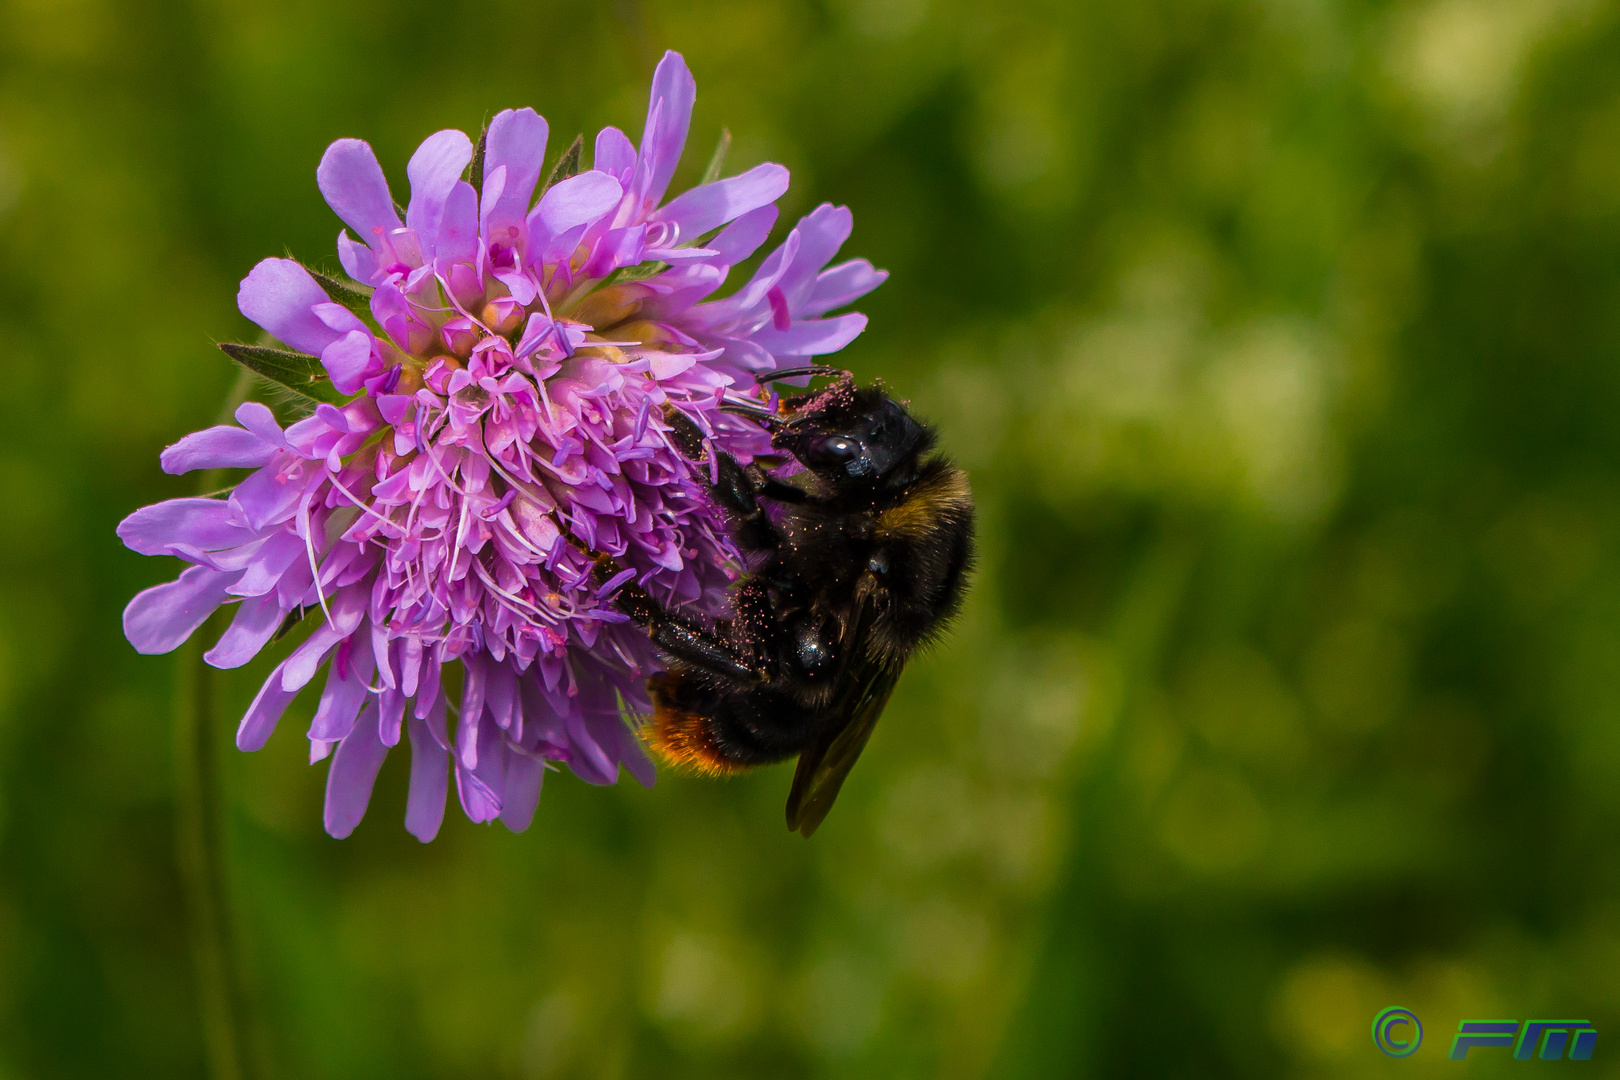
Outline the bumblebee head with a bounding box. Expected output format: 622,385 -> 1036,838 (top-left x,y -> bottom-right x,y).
789,391 -> 924,481
750,370 -> 930,486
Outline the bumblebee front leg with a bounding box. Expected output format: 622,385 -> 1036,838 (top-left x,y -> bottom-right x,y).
660,404 -> 801,550
595,556 -> 773,685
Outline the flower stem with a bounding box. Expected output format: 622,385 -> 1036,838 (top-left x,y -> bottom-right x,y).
176,620 -> 256,1080
175,369 -> 261,1080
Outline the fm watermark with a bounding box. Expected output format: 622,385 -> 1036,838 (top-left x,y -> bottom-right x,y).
1372,1008 -> 1597,1061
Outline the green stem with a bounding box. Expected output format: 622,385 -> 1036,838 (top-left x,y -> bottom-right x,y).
175,370 -> 261,1080
176,621 -> 253,1080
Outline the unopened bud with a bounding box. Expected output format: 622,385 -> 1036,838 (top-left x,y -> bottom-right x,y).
613,319 -> 676,348
571,285 -> 642,331
481,297 -> 524,335
441,316 -> 479,358
423,355 -> 465,393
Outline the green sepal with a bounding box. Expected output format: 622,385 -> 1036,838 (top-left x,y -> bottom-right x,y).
468,118 -> 490,191
541,134 -> 584,195
700,127 -> 732,186
618,259 -> 670,283
594,260 -> 670,293
297,260 -> 373,316
273,605 -> 309,642
218,343 -> 347,405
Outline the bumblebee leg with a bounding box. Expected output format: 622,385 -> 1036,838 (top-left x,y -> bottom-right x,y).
659,402 -> 709,461
754,475 -> 809,504
660,403 -> 786,551
595,556 -> 773,684
650,621 -> 769,684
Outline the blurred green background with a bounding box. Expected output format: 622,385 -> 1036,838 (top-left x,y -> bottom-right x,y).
2,0 -> 1619,1076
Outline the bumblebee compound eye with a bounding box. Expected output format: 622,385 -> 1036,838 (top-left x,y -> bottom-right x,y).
805,434 -> 860,467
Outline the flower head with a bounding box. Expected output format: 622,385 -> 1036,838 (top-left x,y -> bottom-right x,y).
119,51 -> 885,839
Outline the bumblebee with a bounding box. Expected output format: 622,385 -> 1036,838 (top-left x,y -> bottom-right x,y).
598,367 -> 975,836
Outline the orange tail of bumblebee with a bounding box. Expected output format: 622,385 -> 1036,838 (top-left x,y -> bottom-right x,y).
645,673 -> 750,776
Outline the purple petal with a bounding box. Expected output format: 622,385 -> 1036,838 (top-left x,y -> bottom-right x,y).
595,712 -> 656,788
492,265 -> 537,306
309,645 -> 375,742
480,107 -> 548,242
281,624 -> 342,694
204,592 -> 284,669
620,730 -> 657,788
378,689 -> 406,748
280,589 -> 367,691
594,126 -> 636,182
638,265 -> 727,319
479,166 -> 506,235
692,230 -> 800,326
455,763 -> 503,823
414,655 -> 443,722
596,567 -> 636,597
230,463 -> 308,532
749,312 -> 868,357
338,230 -> 378,283
483,662 -> 517,733
458,662 -> 487,769
652,163 -> 789,241
122,565 -> 237,655
708,204 -> 778,266
226,531 -> 303,598
314,301 -> 367,336
800,259 -> 888,317
528,171 -> 623,257
649,353 -> 697,380
631,51 -> 696,210
238,659 -> 297,751
233,402 -> 290,451
778,204 -> 854,302
499,754 -> 544,832
160,426 -> 274,475
581,222 -> 647,278
406,129 -> 474,248
457,715 -> 506,821
117,498 -> 244,556
398,638 -> 423,699
563,708 -> 617,785
324,703 -> 389,839
405,707 -> 449,842
435,181 -> 479,265
237,258 -> 340,354
317,139 -> 402,252
713,335 -> 776,376
321,330 -> 374,395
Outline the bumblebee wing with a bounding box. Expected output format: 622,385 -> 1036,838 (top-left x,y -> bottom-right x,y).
784,660 -> 902,837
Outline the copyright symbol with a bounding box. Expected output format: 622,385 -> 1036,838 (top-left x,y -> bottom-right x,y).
1373,1007 -> 1423,1057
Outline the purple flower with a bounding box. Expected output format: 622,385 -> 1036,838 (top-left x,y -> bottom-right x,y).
118,51 -> 885,840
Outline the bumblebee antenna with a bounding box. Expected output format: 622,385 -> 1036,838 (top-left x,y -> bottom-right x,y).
758,365 -> 846,384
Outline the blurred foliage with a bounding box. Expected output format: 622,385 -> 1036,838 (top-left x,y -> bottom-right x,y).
2,0 -> 1620,1076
